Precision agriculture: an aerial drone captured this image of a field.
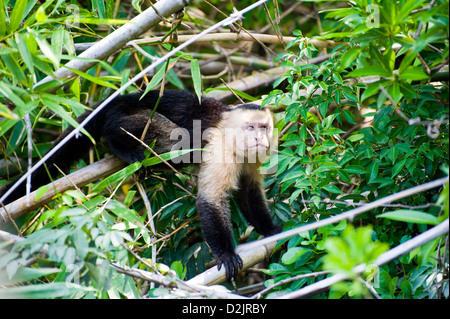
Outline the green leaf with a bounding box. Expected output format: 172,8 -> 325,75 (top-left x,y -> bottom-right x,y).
377,210 -> 440,225
0,267 -> 61,286
0,54 -> 28,85
0,0 -> 6,36
39,94 -> 91,141
398,50 -> 418,75
15,33 -> 35,76
343,110 -> 356,124
206,87 -> 258,102
323,128 -> 346,135
94,0 -> 107,19
368,160 -> 379,183
0,81 -> 26,109
64,66 -> 118,90
262,263 -> 289,276
324,225 -> 389,275
35,184 -> 51,201
170,261 -> 187,280
346,133 -> 364,142
91,162 -> 141,194
30,29 -> 60,69
382,48 -> 395,74
342,91 -> 358,103
361,82 -> 381,102
51,27 -> 65,63
344,165 -> 368,175
142,149 -> 198,167
332,72 -> 343,85
10,0 -> 28,33
323,184 -> 342,194
399,66 -> 429,81
392,158 -> 407,178
313,162 -> 341,174
190,59 -> 202,103
281,247 -> 311,265
347,65 -> 391,78
106,199 -> 144,225
0,283 -> 94,299
340,47 -> 360,70
35,4 -> 47,23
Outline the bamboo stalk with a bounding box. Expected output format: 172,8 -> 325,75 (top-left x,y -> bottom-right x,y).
69,33 -> 345,52
0,156 -> 126,227
189,52 -> 273,69
134,32 -> 344,49
204,54 -> 331,101
205,67 -> 288,101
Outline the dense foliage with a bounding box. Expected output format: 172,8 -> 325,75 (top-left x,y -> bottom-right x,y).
0,0 -> 448,299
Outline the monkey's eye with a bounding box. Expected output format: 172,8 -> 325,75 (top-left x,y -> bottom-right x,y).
260,125 -> 267,131
247,125 -> 255,131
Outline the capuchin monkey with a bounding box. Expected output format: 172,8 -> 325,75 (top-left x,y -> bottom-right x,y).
0,90 -> 282,281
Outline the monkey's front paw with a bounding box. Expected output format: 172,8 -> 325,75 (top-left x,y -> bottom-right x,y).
216,252 -> 243,281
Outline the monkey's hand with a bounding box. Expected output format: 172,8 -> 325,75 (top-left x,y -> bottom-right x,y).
216,252 -> 243,281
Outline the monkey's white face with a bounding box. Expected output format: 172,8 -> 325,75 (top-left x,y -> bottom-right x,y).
222,108 -> 274,159
201,107 -> 275,165
237,120 -> 272,154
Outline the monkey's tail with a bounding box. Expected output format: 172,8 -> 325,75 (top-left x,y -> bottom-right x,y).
0,109 -> 105,206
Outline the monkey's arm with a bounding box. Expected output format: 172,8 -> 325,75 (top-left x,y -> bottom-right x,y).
196,194 -> 243,281
196,159 -> 244,281
235,171 -> 282,236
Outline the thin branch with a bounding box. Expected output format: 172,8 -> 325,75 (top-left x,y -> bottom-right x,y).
0,156 -> 126,227
150,216 -> 198,246
110,262 -> 248,299
263,3 -> 285,47
111,262 -> 178,288
300,198 -> 444,210
135,181 -> 157,236
251,271 -> 331,299
135,180 -> 157,289
357,277 -> 382,299
119,127 -> 195,188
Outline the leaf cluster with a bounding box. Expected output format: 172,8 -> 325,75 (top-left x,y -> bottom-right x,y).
260,0 -> 448,299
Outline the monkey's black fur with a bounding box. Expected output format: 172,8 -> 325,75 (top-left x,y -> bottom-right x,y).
1,90 -> 224,205
0,90 -> 281,280
235,172 -> 283,237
